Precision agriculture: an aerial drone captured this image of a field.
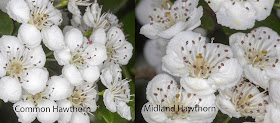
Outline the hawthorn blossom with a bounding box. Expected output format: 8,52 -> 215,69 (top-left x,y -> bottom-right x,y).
142,74 -> 218,122
162,31 -> 243,95
205,0 -> 275,30
216,81 -> 269,122
140,0 -> 203,39
135,0 -> 163,25
57,83 -> 98,123
54,28 -> 107,86
0,35 -> 48,103
6,0 -> 65,50
264,102 -> 280,123
229,27 -> 280,89
98,26 -> 133,68
13,99 -> 60,123
100,64 -> 133,120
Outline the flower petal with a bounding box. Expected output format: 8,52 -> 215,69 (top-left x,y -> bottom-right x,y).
54,48 -> 71,66
180,77 -> 216,95
0,76 -> 22,103
37,100 -> 60,123
141,102 -> 168,123
103,89 -> 117,112
62,64 -> 83,86
100,64 -> 122,88
83,42 -> 107,66
65,28 -> 83,52
0,35 -> 24,59
140,24 -> 159,39
269,79 -> 280,106
21,68 -> 48,95
0,0 -> 10,13
44,76 -> 73,100
80,65 -> 100,84
24,45 -> 46,68
89,28 -> 106,45
13,100 -> 37,123
57,99 -> 73,123
0,53 -> 7,77
42,26 -> 65,51
244,64 -> 269,89
6,0 -> 30,23
18,24 -> 41,48
216,94 -> 241,118
116,101 -> 131,120
70,112 -> 90,123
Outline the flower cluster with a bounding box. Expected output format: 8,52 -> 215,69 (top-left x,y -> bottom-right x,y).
138,0 -> 280,122
0,0 -> 133,122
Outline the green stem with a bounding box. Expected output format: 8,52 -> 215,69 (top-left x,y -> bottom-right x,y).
46,58 -> 56,62
46,51 -> 54,57
121,65 -> 131,80
223,116 -> 231,123
55,0 -> 69,8
98,90 -> 106,95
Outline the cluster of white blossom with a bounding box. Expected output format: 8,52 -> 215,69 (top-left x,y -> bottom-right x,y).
137,0 -> 280,122
0,0 -> 133,122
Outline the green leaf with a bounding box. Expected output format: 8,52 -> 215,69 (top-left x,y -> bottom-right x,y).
201,12 -> 215,32
95,97 -> 115,123
0,10 -> 14,37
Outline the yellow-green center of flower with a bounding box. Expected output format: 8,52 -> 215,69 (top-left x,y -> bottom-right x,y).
7,60 -> 24,77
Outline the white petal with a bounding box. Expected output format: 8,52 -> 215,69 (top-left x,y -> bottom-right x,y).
268,79 -> 280,106
0,35 -> 24,58
54,48 -> 71,66
0,53 -> 8,77
107,27 -> 125,44
216,1 -> 256,30
84,97 -> 97,112
45,76 -> 72,100
63,26 -> 75,35
265,63 -> 280,81
158,21 -> 189,39
141,102 -> 168,123
13,100 -> 37,123
140,24 -> 159,39
57,99 -> 73,123
229,33 -> 249,66
62,64 -> 83,86
37,100 -> 60,123
0,76 -> 22,103
65,28 -> 83,52
89,28 -> 106,45
6,0 -> 30,23
18,24 -> 41,48
216,94 -> 241,118
24,45 -> 46,68
135,0 -> 159,25
209,59 -> 243,89
116,101 -> 131,120
248,0 -> 274,21
80,65 -> 100,84
68,0 -> 81,16
264,102 -> 280,123
180,77 -> 216,95
42,26 -> 65,51
244,64 -> 269,89
103,89 -> 117,112
70,112 -> 90,123
83,42 -> 107,66
21,68 -> 48,95
205,0 -> 224,12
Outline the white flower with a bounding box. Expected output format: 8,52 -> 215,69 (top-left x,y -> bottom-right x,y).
57,83 -> 98,123
140,0 -> 203,39
0,35 -> 48,102
206,0 -> 275,30
70,15 -> 91,33
54,28 -> 107,86
68,0 -> 91,17
264,102 -> 280,123
97,26 -> 133,68
135,0 -> 162,25
83,1 -> 119,31
142,74 -> 218,122
162,31 -> 243,95
229,27 -> 280,89
268,79 -> 280,106
100,64 -> 133,120
216,81 -> 268,122
6,0 -> 65,50
13,90 -> 61,123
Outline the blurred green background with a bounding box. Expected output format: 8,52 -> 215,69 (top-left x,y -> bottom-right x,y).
0,0 -> 135,123
134,0 -> 280,123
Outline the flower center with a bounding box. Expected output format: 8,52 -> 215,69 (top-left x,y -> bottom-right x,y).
32,93 -> 43,104
29,13 -> 48,30
70,52 -> 85,67
70,91 -> 86,105
246,50 -> 268,68
106,46 -> 116,59
7,60 -> 24,77
189,53 -> 211,78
